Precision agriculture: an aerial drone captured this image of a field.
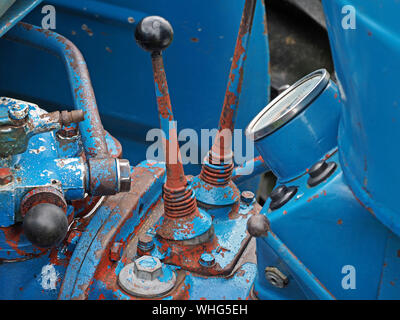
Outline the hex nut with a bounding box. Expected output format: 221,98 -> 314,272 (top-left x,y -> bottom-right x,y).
137,234 -> 154,253
241,190 -> 255,204
117,159 -> 131,192
265,266 -> 289,288
134,256 -> 163,281
118,255 -> 177,297
57,126 -> 79,139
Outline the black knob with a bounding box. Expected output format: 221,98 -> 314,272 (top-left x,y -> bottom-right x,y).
307,160 -> 337,187
269,185 -> 297,211
135,16 -> 173,52
23,203 -> 68,248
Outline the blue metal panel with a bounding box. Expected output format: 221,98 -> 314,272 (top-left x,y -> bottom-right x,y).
254,152 -> 393,299
0,0 -> 42,37
0,0 -> 270,175
322,0 -> 400,236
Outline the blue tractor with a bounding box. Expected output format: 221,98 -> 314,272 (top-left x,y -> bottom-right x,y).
0,0 -> 398,300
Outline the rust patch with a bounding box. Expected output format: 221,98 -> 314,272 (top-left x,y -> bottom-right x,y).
81,24 -> 93,36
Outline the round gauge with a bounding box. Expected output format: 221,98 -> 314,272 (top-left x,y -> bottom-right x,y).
246,69 -> 330,141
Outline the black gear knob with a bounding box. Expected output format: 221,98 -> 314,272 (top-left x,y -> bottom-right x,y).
23,203 -> 68,248
135,16 -> 173,52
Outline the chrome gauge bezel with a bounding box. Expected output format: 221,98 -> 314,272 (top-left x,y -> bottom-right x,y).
246,69 -> 330,141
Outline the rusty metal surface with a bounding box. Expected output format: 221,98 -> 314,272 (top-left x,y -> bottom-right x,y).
152,200 -> 261,277
20,186 -> 67,216
218,0 -> 257,134
133,19 -> 214,244
4,22 -> 109,159
59,161 -> 166,299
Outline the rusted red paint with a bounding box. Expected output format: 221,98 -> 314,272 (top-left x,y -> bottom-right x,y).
7,22 -> 110,159
349,188 -> 375,217
307,193 -> 322,203
0,225 -> 47,260
62,165 -> 165,299
199,0 -> 257,188
0,167 -> 13,185
109,241 -> 123,262
20,187 -> 67,217
200,150 -> 234,187
149,51 -> 207,245
217,0 -> 256,131
71,195 -> 102,218
151,53 -> 188,194
157,204 -> 260,276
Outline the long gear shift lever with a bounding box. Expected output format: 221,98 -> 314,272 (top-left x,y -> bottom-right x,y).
135,16 -> 212,242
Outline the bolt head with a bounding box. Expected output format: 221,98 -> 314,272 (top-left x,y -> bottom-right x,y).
57,126 -> 79,139
8,104 -> 28,120
199,253 -> 215,267
137,234 -> 154,253
118,257 -> 176,297
133,256 -> 163,281
241,190 -> 255,204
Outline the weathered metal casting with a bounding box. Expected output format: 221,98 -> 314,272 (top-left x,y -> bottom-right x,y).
3,22 -> 131,196
4,22 -> 108,159
0,23 -> 132,253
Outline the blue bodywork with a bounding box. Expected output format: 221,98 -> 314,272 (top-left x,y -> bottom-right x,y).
251,0 -> 400,300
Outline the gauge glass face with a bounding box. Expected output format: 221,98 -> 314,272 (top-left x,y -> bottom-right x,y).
252,74 -> 322,132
